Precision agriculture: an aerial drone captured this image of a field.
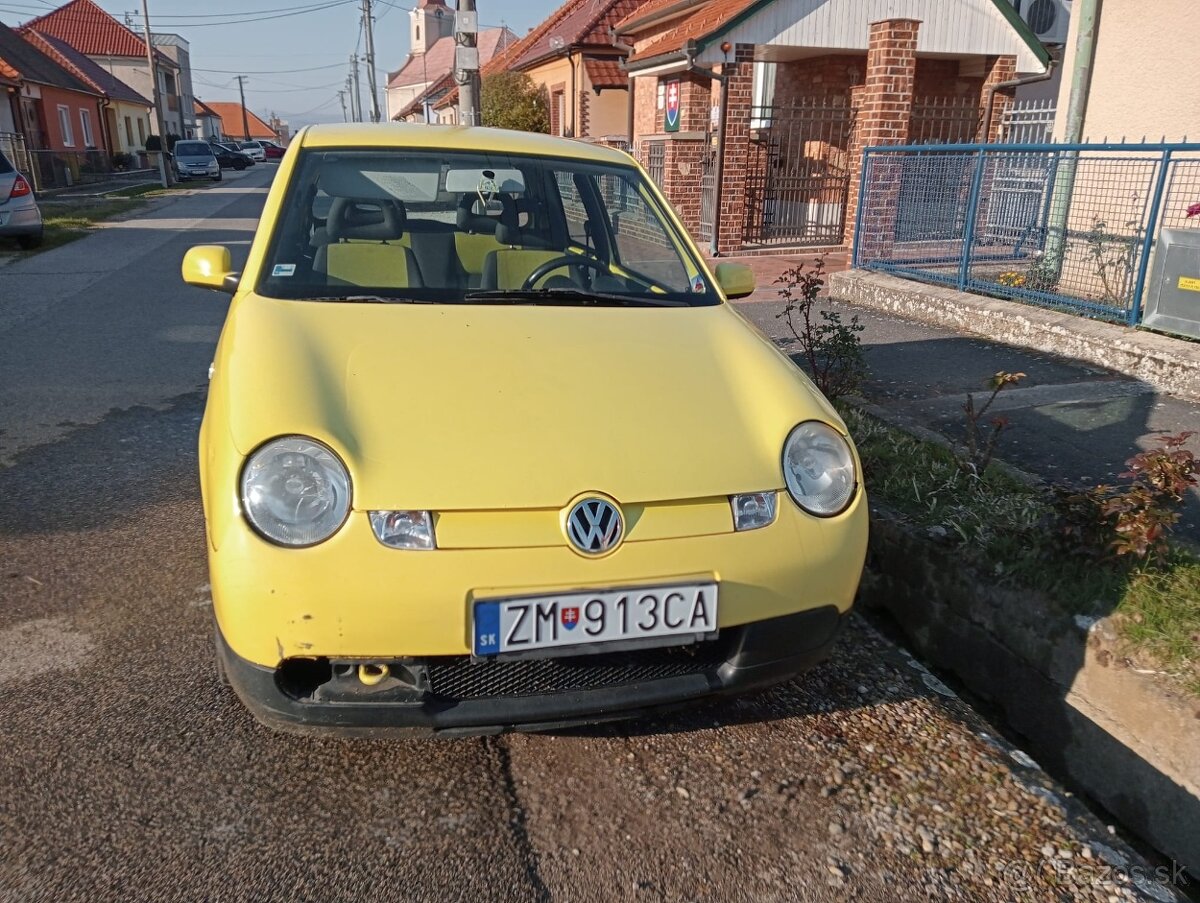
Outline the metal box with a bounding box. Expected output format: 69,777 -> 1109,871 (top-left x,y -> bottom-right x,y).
1144,227 -> 1200,339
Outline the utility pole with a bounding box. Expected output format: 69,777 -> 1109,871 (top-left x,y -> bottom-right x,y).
235,75 -> 251,140
349,53 -> 363,122
361,0 -> 381,122
139,0 -> 169,187
455,0 -> 481,126
337,90 -> 348,122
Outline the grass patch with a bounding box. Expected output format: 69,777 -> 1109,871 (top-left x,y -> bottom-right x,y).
37,197 -> 146,250
1,186 -> 171,254
842,404 -> 1200,694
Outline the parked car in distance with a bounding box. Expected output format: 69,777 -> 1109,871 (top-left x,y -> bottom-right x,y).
259,139 -> 285,160
210,141 -> 252,170
173,140 -> 222,182
238,140 -> 266,162
181,124 -> 869,737
0,150 -> 42,249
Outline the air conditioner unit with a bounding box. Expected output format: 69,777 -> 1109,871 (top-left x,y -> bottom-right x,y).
1012,0 -> 1072,45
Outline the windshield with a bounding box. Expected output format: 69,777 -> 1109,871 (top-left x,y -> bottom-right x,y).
175,142 -> 213,157
257,147 -> 718,307
241,142 -> 260,149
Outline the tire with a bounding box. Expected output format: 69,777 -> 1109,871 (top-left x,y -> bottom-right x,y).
17,231 -> 42,250
212,172 -> 222,182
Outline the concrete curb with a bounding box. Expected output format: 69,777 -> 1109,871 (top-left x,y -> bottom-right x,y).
860,506 -> 1200,881
828,270 -> 1200,401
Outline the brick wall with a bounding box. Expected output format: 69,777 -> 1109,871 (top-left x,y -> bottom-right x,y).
715,43 -> 755,255
774,54 -> 866,104
980,55 -> 1018,143
844,19 -> 920,252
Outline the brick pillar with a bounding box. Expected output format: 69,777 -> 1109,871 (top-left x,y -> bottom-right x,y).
979,54 -> 1017,142
844,19 -> 920,251
661,73 -> 713,237
715,43 -> 755,255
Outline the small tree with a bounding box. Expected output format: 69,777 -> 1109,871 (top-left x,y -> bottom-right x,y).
481,72 -> 550,133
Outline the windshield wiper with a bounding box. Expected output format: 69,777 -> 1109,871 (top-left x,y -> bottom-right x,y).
462,288 -> 688,307
304,294 -> 435,304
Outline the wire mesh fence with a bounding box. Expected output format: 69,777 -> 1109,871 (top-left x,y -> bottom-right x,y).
853,142 -> 1200,325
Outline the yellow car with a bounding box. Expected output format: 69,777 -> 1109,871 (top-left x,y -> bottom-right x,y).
183,124 -> 868,736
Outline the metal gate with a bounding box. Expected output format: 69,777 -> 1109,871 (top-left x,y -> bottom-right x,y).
0,131 -> 33,184
697,138 -> 717,243
742,99 -> 855,247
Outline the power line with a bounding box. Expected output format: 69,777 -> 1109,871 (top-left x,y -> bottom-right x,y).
192,62 -> 347,75
124,0 -> 353,18
137,0 -> 354,28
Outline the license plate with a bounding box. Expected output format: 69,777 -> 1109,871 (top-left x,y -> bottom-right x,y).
473,582 -> 718,656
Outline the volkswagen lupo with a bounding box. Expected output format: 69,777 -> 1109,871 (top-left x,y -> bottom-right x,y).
182,124 -> 868,736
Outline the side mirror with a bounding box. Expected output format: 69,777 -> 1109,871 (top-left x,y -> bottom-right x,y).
714,262 -> 756,299
182,245 -> 239,294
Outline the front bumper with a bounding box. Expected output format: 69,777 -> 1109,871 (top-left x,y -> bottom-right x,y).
0,203 -> 42,236
217,606 -> 848,737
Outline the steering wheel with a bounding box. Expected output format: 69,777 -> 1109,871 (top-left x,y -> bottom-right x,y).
521,255 -> 611,291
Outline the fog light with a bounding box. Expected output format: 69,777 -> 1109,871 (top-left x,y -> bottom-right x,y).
369,510 -> 436,550
730,492 -> 777,531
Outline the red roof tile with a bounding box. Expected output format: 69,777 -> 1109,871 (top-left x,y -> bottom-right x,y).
203,102 -> 275,140
23,29 -> 150,105
584,57 -> 627,89
21,0 -> 174,61
0,58 -> 19,82
625,0 -> 758,63
387,26 -> 515,89
614,0 -> 693,34
434,25 -> 537,110
393,69 -> 456,120
508,0 -> 648,70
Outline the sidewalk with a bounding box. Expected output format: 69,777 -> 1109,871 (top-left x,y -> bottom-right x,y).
730,255 -> 1200,542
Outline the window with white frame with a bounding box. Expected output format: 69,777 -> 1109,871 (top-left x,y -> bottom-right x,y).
58,105 -> 74,146
750,62 -> 776,129
79,108 -> 94,147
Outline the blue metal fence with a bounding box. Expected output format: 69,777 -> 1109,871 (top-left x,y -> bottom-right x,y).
852,142 -> 1200,325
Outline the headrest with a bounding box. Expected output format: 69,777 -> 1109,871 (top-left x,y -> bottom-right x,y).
496,194 -> 522,246
327,197 -> 406,242
456,194 -> 498,235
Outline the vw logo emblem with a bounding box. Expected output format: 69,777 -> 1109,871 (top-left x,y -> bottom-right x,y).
565,497 -> 623,555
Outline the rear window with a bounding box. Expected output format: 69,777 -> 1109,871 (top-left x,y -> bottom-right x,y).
241,142 -> 260,149
0,152 -> 12,174
175,142 -> 212,156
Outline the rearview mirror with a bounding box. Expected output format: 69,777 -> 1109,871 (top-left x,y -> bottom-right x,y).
714,262 -> 755,299
182,245 -> 239,294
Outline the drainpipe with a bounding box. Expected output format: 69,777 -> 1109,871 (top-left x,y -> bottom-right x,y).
979,59 -> 1057,142
1045,0 -> 1101,271
682,39 -> 728,256
568,47 -> 577,137
610,27 -> 636,145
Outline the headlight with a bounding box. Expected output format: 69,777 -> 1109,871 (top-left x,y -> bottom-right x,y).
781,421 -> 857,516
240,436 -> 351,546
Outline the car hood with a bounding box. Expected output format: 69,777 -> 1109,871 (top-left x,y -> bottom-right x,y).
214,295 -> 842,510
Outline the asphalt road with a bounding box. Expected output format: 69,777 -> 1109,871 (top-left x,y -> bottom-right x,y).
0,168 -> 1184,902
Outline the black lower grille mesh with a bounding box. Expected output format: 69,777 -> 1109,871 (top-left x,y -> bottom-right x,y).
426,643 -> 726,699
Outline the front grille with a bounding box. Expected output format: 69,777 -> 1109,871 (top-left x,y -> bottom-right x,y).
426,642 -> 728,700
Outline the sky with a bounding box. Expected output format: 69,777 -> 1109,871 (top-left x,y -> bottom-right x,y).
0,0 -> 565,127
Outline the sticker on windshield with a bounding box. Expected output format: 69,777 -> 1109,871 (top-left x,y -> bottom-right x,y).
692,276 -> 707,293
272,264 -> 296,277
